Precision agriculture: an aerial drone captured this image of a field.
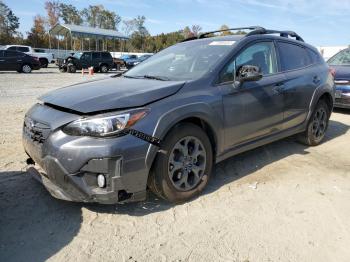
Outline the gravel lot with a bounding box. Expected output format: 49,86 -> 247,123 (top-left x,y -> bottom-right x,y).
1,66 -> 350,262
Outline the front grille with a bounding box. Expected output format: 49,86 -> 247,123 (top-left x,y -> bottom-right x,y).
335,97 -> 350,105
23,117 -> 51,144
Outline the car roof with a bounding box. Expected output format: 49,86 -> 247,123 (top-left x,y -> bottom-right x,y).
187,33 -> 318,53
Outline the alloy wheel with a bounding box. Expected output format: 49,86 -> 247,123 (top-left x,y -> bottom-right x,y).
311,107 -> 327,140
22,65 -> 31,73
168,136 -> 206,191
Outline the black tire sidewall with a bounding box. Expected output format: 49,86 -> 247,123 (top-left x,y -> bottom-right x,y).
68,64 -> 76,73
152,123 -> 213,203
306,100 -> 330,145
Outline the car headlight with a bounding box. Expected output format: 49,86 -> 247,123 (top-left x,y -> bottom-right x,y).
62,109 -> 149,137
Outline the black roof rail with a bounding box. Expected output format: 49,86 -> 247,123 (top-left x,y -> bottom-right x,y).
181,26 -> 265,42
181,26 -> 304,42
246,28 -> 304,42
198,26 -> 265,39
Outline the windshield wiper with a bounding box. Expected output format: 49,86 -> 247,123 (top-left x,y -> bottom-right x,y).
123,75 -> 171,81
123,75 -> 141,79
143,75 -> 170,81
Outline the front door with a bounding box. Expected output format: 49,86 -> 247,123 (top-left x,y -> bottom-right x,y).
80,53 -> 91,69
0,51 -> 5,70
219,41 -> 285,149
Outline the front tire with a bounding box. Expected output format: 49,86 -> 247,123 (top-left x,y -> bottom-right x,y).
148,123 -> 213,203
298,100 -> 330,146
67,64 -> 76,73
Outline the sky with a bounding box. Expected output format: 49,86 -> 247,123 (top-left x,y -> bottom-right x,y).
4,0 -> 350,46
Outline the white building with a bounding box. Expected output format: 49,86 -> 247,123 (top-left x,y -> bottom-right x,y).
317,46 -> 349,61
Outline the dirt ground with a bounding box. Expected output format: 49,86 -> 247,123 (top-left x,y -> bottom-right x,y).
0,67 -> 350,262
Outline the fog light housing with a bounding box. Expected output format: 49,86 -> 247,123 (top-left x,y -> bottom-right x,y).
97,174 -> 106,188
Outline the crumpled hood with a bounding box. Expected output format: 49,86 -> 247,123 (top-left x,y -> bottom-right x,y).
332,65 -> 350,80
40,76 -> 185,113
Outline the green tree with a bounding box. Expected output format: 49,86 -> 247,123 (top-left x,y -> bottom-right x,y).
81,5 -> 121,30
219,24 -> 232,35
59,3 -> 82,25
0,1 -> 20,44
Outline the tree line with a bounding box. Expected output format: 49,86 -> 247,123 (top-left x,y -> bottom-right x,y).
0,0 -> 236,53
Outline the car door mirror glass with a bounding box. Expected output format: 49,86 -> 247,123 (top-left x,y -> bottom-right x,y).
237,65 -> 263,83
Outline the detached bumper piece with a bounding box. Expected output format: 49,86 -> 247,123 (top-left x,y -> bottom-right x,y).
26,156 -> 146,204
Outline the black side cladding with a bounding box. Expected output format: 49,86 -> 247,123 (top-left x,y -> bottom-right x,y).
123,129 -> 161,147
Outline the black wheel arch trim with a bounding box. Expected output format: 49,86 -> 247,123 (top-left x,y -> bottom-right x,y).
145,102 -> 223,171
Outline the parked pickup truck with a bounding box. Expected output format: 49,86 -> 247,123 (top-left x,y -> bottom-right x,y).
3,45 -> 54,68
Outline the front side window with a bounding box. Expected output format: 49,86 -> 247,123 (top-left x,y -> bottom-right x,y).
219,41 -> 277,83
328,48 -> 350,66
92,52 -> 100,59
101,52 -> 111,59
278,42 -> 310,71
81,53 -> 91,60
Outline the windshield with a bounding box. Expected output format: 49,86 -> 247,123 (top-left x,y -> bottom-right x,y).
328,48 -> 350,66
73,52 -> 82,59
120,55 -> 131,59
124,40 -> 236,81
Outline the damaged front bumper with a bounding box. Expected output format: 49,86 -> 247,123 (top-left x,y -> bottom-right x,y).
22,103 -> 158,204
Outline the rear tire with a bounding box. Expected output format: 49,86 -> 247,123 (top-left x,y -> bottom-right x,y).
21,64 -> 32,73
297,100 -> 330,146
100,64 -> 109,73
148,123 -> 213,203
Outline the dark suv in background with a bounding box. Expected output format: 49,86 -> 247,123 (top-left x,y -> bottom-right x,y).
327,48 -> 350,109
59,51 -> 114,73
23,27 -> 335,204
0,50 -> 41,73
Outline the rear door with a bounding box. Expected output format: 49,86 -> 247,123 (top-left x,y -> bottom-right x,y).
3,50 -> 20,70
219,41 -> 285,148
276,41 -> 318,129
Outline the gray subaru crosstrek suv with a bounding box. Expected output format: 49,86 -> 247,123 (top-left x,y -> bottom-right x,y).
23,27 -> 335,204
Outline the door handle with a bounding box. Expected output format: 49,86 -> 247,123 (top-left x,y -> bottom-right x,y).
0,59 -> 5,62
273,82 -> 284,93
313,76 -> 321,84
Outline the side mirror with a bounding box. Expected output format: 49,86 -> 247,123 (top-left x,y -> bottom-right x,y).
237,65 -> 263,83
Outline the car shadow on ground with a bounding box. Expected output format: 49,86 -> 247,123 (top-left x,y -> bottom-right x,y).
0,71 -> 58,75
0,120 -> 348,261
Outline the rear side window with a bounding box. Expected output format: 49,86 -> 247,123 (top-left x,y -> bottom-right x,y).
5,51 -> 19,57
278,42 -> 310,71
92,52 -> 100,59
7,46 -> 17,51
101,52 -> 111,59
307,49 -> 322,64
17,47 -> 30,52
